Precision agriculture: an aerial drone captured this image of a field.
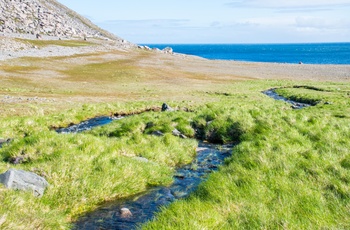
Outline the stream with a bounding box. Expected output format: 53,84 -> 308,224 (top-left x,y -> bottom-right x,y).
74,142 -> 232,229
53,113 -> 232,229
68,90 -> 313,229
0,89 -> 313,228
262,89 -> 312,109
56,116 -> 123,133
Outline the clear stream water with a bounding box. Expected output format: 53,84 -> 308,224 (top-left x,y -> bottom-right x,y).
74,142 -> 232,229
143,43 -> 350,65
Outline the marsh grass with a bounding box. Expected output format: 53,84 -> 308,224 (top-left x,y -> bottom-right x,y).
0,103 -> 198,228
143,83 -> 350,229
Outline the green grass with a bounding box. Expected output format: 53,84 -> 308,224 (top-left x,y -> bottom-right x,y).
143,83 -> 350,229
1,51 -> 350,229
0,102 -> 198,228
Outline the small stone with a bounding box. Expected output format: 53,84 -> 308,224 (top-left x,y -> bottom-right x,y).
174,173 -> 185,179
152,131 -> 164,136
120,208 -> 132,218
179,134 -> 187,139
9,156 -> 25,164
172,129 -> 181,137
162,103 -> 173,112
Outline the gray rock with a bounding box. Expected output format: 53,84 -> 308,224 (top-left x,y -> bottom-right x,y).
163,47 -> 173,54
162,103 -> 174,112
172,129 -> 182,137
0,168 -> 49,197
171,129 -> 187,139
0,0 -> 118,40
120,208 -> 132,218
179,134 -> 188,139
152,131 -> 164,136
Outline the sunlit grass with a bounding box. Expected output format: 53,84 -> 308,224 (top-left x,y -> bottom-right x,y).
0,49 -> 349,229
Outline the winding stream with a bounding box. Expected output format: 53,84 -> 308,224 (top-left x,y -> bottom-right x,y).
0,88 -> 317,228
262,89 -> 312,109
74,142 -> 232,229
56,89 -> 312,229
54,114 -> 232,229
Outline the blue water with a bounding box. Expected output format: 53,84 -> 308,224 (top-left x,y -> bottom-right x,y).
143,43 -> 350,65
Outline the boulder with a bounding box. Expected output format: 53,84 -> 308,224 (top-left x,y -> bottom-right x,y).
0,168 -> 49,197
163,47 -> 173,54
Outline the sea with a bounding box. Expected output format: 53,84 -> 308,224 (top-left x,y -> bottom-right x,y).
142,43 -> 350,65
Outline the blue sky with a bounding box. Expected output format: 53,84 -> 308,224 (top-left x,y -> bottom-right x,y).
57,0 -> 350,44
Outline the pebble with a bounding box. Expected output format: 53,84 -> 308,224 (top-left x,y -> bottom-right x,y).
119,208 -> 132,218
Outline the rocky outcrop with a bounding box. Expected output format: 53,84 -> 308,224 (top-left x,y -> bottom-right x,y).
0,0 -> 118,40
0,168 -> 49,197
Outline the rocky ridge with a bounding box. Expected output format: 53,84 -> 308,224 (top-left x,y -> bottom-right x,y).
0,0 -> 119,40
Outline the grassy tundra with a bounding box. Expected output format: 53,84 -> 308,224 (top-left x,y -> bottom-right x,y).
0,41 -> 349,229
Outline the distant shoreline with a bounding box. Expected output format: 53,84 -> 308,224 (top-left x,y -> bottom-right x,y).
142,43 -> 350,65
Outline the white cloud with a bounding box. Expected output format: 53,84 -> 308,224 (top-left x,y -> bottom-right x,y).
295,16 -> 350,29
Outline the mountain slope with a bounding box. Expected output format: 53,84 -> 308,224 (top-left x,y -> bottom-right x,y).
0,0 -> 119,40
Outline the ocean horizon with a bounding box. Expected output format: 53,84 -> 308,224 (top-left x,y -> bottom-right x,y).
143,43 -> 350,65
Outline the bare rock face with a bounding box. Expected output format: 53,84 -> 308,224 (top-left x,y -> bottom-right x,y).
0,0 -> 117,40
0,168 -> 49,197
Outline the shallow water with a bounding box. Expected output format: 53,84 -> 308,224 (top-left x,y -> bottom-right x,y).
56,116 -> 123,133
262,89 -> 311,109
53,114 -> 232,229
73,142 -> 232,229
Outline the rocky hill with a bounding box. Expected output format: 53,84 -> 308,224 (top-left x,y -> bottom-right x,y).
0,0 -> 119,40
